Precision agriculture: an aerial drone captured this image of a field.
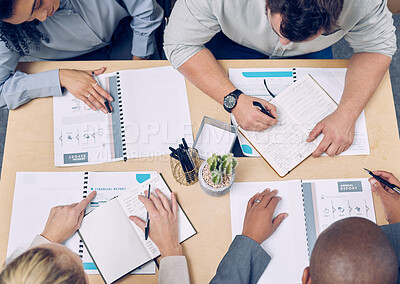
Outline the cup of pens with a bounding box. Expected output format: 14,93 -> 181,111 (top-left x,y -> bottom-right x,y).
169,138 -> 201,186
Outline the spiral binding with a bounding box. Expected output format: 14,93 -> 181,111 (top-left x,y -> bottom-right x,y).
300,181 -> 311,258
292,67 -> 297,82
79,171 -> 89,259
116,72 -> 128,162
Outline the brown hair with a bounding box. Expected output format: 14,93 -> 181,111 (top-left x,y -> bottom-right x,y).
266,0 -> 344,42
0,247 -> 86,284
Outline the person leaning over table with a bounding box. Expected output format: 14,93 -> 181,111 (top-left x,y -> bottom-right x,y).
0,0 -> 163,113
164,0 -> 396,157
0,189 -> 191,284
210,171 -> 400,284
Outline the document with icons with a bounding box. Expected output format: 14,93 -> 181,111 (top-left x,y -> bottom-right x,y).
53,66 -> 193,166
230,178 -> 375,284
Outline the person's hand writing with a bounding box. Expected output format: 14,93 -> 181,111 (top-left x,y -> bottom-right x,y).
368,171 -> 400,224
41,191 -> 96,243
129,189 -> 183,258
307,110 -> 355,157
232,94 -> 278,132
241,189 -> 288,244
59,67 -> 113,114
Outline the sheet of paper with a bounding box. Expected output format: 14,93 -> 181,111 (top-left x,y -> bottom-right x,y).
296,68 -> 370,156
302,178 -> 375,254
240,75 -> 337,176
7,172 -> 83,261
195,123 -> 237,159
230,181 -> 309,284
53,73 -> 121,166
118,66 -> 193,158
229,68 -> 295,157
229,67 -> 370,157
118,174 -> 197,258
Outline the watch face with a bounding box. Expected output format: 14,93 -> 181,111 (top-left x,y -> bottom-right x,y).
224,95 -> 237,109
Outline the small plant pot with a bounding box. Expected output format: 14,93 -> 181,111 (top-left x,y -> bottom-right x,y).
198,161 -> 235,197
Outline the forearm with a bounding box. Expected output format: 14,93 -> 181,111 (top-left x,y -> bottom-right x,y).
178,49 -> 236,105
338,52 -> 391,121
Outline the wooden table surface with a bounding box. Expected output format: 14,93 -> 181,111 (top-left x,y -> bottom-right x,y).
0,59 -> 399,283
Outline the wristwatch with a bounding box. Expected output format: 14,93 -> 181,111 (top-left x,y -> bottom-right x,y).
223,89 -> 242,113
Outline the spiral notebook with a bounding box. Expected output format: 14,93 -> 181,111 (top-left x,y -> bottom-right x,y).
53,66 -> 193,166
7,171 -> 161,275
78,173 -> 197,284
230,178 -> 376,284
229,67 -> 370,159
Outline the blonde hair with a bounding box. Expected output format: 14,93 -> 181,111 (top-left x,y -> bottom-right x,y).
0,247 -> 86,284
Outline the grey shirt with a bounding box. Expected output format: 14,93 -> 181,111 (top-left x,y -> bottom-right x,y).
0,0 -> 163,109
164,0 -> 397,69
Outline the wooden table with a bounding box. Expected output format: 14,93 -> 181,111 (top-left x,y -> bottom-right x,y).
0,60 -> 399,283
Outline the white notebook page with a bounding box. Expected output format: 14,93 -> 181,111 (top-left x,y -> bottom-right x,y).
79,198 -> 150,284
239,75 -> 337,176
230,181 -> 309,284
119,66 -> 193,158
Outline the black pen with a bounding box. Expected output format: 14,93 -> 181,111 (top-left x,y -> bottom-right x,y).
364,168 -> 400,194
253,101 -> 276,119
144,184 -> 151,240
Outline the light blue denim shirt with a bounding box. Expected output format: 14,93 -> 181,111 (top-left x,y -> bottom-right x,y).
0,0 -> 163,109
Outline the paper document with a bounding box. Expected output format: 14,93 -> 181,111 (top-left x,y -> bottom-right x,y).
229,68 -> 370,157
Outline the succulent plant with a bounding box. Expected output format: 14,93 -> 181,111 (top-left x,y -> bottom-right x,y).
206,153 -> 238,185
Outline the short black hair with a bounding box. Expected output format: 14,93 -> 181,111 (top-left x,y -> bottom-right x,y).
266,0 -> 343,42
310,217 -> 398,284
0,0 -> 48,55
0,0 -> 14,20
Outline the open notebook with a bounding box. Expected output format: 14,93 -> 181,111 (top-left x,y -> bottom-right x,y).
7,172 -> 161,275
230,178 -> 376,284
235,74 -> 337,176
78,174 -> 196,284
229,67 -> 370,158
53,66 -> 193,166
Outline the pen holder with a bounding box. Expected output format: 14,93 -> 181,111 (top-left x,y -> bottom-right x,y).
170,148 -> 201,186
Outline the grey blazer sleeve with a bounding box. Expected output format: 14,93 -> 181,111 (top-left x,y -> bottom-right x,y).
210,235 -> 271,284
380,223 -> 400,284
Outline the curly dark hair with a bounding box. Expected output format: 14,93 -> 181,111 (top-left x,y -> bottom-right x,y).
266,0 -> 344,42
0,0 -> 49,55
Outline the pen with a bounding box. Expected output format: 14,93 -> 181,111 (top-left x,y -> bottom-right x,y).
91,72 -> 112,114
253,101 -> 276,119
144,184 -> 151,240
364,168 -> 400,194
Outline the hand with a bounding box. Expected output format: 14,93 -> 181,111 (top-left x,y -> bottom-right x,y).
307,110 -> 355,157
241,189 -> 288,244
368,171 -> 400,224
129,188 -> 183,258
59,67 -> 113,114
41,191 -> 96,243
232,94 -> 278,131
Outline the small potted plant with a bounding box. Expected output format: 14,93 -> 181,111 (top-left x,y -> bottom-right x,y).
199,153 -> 238,196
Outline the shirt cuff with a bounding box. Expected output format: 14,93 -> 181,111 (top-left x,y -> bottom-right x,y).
131,32 -> 157,57
159,255 -> 190,284
28,234 -> 53,249
234,235 -> 271,261
26,69 -> 63,99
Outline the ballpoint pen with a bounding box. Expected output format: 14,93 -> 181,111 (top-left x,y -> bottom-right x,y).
144,184 -> 151,240
253,101 -> 276,119
364,168 -> 400,194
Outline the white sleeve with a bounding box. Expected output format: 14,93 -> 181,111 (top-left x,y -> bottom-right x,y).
158,256 -> 190,284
